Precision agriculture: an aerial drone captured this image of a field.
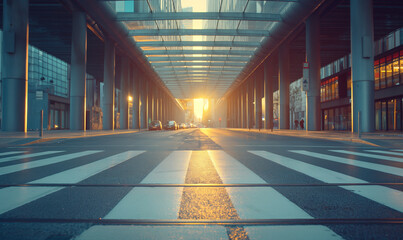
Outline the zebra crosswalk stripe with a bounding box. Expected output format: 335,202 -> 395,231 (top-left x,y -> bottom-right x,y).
105,151 -> 192,219
0,151 -> 64,163
0,151 -> 27,157
249,151 -> 403,213
0,150 -> 102,176
365,150 -> 403,157
330,150 -> 403,163
289,150 -> 403,177
208,150 -> 343,240
0,151 -> 144,215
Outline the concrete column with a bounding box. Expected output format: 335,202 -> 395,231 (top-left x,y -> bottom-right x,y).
264,60 -> 274,129
237,91 -> 241,128
145,79 -> 149,128
279,44 -> 290,129
254,71 -> 263,129
306,13 -> 321,131
132,67 -> 140,129
351,0 -> 375,132
102,38 -> 115,130
243,84 -> 248,128
119,56 -> 129,129
70,11 -> 87,131
248,80 -> 254,128
1,0 -> 29,131
148,81 -> 153,123
140,77 -> 147,129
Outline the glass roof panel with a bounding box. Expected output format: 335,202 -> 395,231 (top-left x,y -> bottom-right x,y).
109,0 -> 303,99
123,21 -> 157,30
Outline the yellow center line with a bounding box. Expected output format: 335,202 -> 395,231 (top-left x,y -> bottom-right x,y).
178,151 -> 249,240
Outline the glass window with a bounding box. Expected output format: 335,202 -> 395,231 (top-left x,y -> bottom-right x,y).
400,53 -> 403,84
335,78 -> 339,99
374,60 -> 380,90
382,101 -> 387,130
388,99 -> 395,130
380,59 -> 386,89
375,101 -> 382,131
386,58 -> 393,87
324,110 -> 328,130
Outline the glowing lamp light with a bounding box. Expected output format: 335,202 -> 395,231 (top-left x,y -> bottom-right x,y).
128,96 -> 133,102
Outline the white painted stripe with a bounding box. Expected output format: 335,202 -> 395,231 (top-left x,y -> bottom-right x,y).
105,151 -> 192,219
366,150 -> 403,157
245,226 -> 343,240
75,225 -> 229,240
0,150 -> 102,176
207,150 -> 310,219
290,150 -> 403,177
330,150 -> 403,163
0,151 -> 144,215
208,150 -> 343,239
393,149 -> 403,152
249,151 -> 403,213
0,151 -> 26,157
0,151 -> 63,163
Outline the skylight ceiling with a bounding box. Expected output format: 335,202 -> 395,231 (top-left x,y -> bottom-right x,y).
108,0 -> 299,99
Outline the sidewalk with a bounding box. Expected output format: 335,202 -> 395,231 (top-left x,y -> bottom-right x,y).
0,129 -> 141,147
227,128 -> 403,148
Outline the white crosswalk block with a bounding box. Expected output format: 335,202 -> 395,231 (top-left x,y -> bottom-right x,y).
105,151 -> 192,219
0,151 -> 144,215
75,151 -> 193,240
74,226 -> 229,240
290,150 -> 403,177
249,151 -> 403,213
330,150 -> 403,163
0,151 -> 102,176
208,150 -> 343,240
0,151 -> 63,163
0,151 -> 26,157
366,150 -> 403,157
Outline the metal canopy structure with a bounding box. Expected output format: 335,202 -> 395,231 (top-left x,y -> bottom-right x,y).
1,0 -> 402,101
107,0 -> 312,99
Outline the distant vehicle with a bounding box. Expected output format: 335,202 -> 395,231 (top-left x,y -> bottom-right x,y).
164,120 -> 178,130
179,123 -> 186,129
149,120 -> 162,130
185,123 -> 191,128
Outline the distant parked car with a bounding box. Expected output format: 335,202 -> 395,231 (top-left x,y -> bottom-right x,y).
149,120 -> 162,130
164,120 -> 178,130
179,123 -> 186,129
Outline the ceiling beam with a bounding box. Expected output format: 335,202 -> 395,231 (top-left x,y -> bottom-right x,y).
129,29 -> 270,37
151,62 -> 246,67
143,50 -> 254,56
148,56 -> 250,62
116,12 -> 282,22
137,41 -> 260,48
154,67 -> 242,72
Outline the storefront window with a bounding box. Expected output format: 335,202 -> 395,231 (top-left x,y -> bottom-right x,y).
374,60 -> 380,90
388,99 -> 395,130
382,102 -> 387,130
392,53 -> 399,85
375,101 -> 381,131
386,56 -> 393,87
324,110 -> 328,130
400,51 -> 403,84
380,58 -> 386,89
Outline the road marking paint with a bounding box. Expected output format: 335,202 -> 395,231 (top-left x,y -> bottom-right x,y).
0,151 -> 63,163
244,226 -> 343,240
0,151 -> 144,215
208,150 -> 343,239
366,150 -> 403,157
74,225 -> 229,240
290,150 -> 403,177
330,150 -> 403,163
0,151 -> 26,157
208,150 -> 310,219
105,151 -> 192,219
0,151 -> 102,176
249,151 -> 403,213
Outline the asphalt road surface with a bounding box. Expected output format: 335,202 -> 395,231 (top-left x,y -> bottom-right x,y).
0,128 -> 402,240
